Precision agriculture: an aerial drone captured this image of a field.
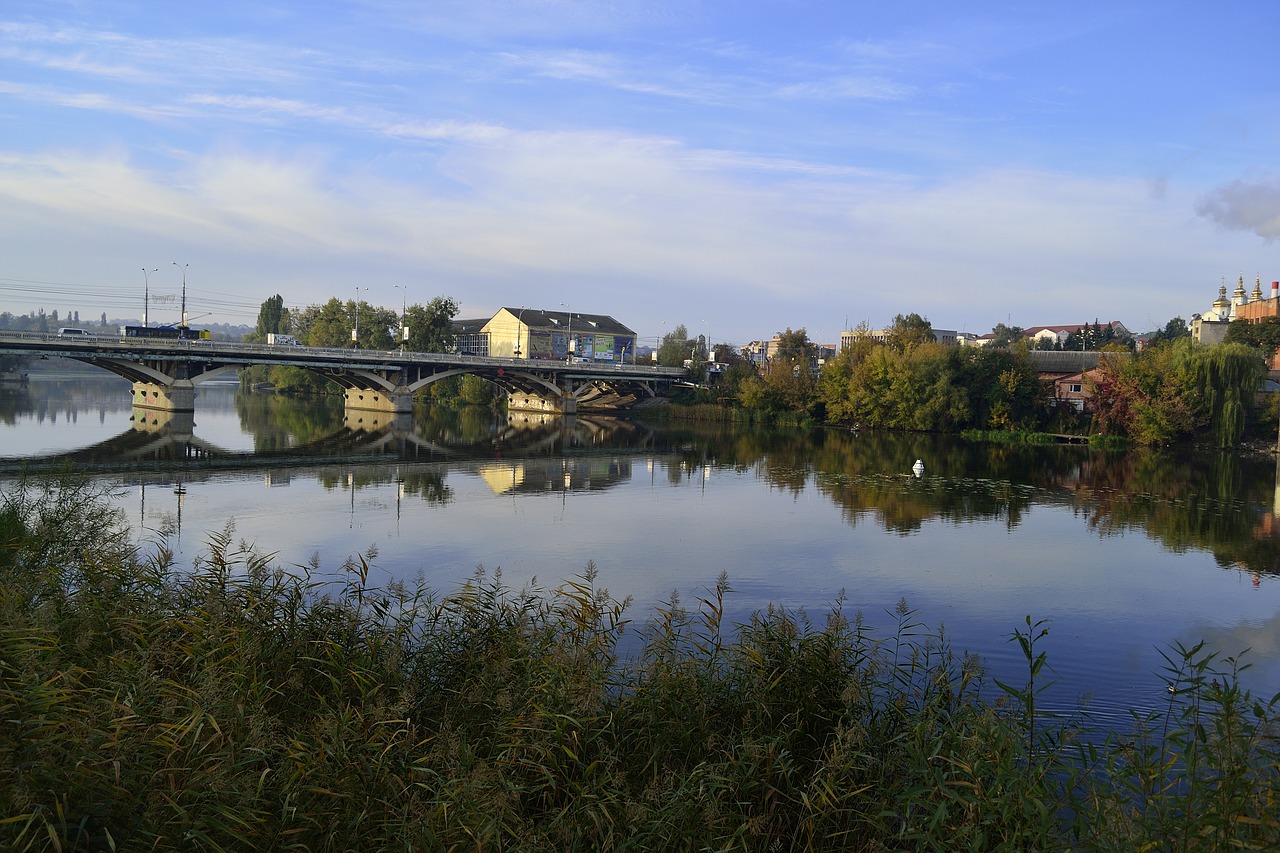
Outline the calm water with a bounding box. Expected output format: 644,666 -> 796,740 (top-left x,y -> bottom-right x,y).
4,370 -> 1280,730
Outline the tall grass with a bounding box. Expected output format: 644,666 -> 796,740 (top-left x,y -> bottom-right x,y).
2,477 -> 1278,851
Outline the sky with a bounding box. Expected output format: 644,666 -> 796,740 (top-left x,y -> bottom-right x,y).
2,1 -> 1280,348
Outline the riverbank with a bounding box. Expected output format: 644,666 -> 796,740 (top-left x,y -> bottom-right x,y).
3,477 -> 1278,851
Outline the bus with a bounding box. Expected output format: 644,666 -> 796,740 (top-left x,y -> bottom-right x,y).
119,325 -> 209,340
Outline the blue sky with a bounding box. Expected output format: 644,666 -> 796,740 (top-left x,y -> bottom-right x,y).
2,1 -> 1279,347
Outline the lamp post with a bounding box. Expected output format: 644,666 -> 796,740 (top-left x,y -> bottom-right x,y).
141,267 -> 157,327
514,306 -> 527,358
352,285 -> 367,349
560,302 -> 572,363
171,262 -> 188,330
393,284 -> 407,351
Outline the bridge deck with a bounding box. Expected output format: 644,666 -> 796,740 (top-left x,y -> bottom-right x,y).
0,330 -> 684,380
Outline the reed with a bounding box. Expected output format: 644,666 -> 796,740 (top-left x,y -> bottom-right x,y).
2,478 -> 1278,851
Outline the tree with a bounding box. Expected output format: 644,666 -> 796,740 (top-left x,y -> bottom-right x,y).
711,344 -> 757,398
989,323 -> 1024,348
403,296 -> 460,352
656,324 -> 691,367
295,298 -> 396,349
253,294 -> 286,341
1088,339 -> 1264,447
458,374 -> 496,405
304,298 -> 354,348
1159,317 -> 1190,341
764,327 -> 818,414
1225,317 -> 1280,358
885,313 -> 934,352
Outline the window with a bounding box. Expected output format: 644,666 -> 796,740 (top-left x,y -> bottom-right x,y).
1069,383 -> 1082,394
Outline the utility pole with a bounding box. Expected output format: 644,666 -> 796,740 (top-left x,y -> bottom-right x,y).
142,267 -> 157,327
172,262 -> 188,330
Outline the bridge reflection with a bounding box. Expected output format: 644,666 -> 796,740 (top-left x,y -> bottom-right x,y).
0,408 -> 662,474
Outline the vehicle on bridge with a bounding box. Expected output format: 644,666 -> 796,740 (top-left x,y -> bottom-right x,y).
119,325 -> 210,340
267,333 -> 300,346
58,327 -> 94,337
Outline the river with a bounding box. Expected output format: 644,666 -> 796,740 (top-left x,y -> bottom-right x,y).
3,368 -> 1279,731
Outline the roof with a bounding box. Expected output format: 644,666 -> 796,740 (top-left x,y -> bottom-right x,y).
1023,321 -> 1129,336
496,307 -> 636,337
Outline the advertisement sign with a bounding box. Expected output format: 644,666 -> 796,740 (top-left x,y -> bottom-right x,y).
594,335 -> 614,360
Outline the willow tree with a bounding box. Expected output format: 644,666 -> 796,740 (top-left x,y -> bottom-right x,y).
1090,339 -> 1263,447
1192,342 -> 1264,448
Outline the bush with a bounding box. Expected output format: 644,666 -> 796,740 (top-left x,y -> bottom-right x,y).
2,481 -> 1278,851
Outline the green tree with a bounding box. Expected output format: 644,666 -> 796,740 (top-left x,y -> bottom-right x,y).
656,324 -> 691,368
253,294 -> 286,342
1194,342 -> 1265,447
297,298 -> 394,349
764,328 -> 818,414
1158,316 -> 1190,342
1089,339 -> 1263,447
304,298 -> 354,348
458,374 -> 496,406
1225,317 -> 1280,358
988,323 -> 1024,348
403,296 -> 460,352
885,313 -> 934,353
710,344 -> 757,399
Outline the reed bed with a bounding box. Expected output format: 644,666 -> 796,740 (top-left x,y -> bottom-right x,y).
2,475 -> 1278,851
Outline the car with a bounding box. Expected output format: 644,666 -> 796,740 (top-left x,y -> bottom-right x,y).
57,327 -> 93,337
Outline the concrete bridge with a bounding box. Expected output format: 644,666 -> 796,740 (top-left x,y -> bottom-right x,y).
0,331 -> 686,419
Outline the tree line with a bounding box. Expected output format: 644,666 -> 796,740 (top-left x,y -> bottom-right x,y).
661,314 -> 1274,449
247,293 -> 460,352
241,293 -> 499,402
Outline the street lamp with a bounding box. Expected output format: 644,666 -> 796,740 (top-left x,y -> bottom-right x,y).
141,267 -> 158,327
171,262 -> 188,330
514,306 -> 527,358
352,285 -> 367,349
393,284 -> 407,351
560,302 -> 572,363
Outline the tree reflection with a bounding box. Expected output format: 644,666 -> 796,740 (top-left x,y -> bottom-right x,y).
653,421 -> 1280,575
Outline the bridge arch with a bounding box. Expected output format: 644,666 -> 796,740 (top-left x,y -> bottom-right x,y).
0,332 -> 685,418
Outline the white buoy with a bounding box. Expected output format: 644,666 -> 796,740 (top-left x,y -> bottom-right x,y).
912,459 -> 924,477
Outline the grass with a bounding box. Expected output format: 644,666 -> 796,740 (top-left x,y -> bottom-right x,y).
2,475 -> 1278,851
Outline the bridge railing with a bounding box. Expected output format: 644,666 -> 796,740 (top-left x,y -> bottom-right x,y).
0,331 -> 685,377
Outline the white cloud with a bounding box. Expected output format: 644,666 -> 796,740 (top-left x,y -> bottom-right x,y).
1,130 -> 1258,340
1196,177 -> 1280,243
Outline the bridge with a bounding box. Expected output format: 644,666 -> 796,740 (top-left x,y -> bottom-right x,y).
0,331 -> 686,420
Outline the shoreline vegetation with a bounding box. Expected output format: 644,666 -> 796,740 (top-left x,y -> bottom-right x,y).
3,477 -> 1279,851
643,324 -> 1277,451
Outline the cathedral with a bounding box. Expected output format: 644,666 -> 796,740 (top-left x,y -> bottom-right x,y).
1191,274 -> 1280,344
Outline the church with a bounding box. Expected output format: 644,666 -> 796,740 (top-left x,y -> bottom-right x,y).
1191,275 -> 1280,344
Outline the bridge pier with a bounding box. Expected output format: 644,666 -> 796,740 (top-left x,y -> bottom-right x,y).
343,387 -> 414,431
131,408 -> 195,436
131,380 -> 195,412
343,409 -> 414,432
507,390 -> 576,415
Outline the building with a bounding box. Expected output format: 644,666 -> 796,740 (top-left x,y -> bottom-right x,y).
838,327 -> 960,349
1021,322 -> 1131,348
453,317 -> 490,356
464,307 -> 638,363
1052,369 -> 1104,412
1191,275 -> 1280,344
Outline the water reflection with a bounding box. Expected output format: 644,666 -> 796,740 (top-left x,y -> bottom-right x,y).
5,376 -> 1280,725
3,379 -> 1279,582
